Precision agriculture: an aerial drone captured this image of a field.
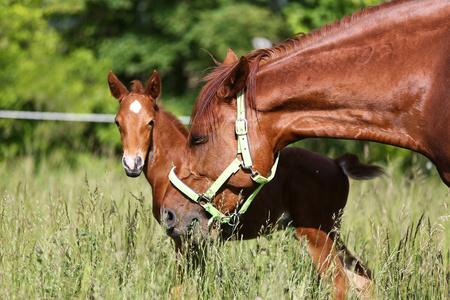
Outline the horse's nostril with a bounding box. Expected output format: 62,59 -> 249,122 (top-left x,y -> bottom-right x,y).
122,156 -> 128,168
136,155 -> 144,169
163,208 -> 177,230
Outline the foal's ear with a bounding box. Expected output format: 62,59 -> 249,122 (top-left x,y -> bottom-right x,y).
108,71 -> 129,100
220,56 -> 249,99
223,48 -> 238,66
145,70 -> 161,100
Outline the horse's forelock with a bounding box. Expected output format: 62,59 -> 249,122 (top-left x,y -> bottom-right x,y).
190,62 -> 240,137
190,54 -> 265,143
131,80 -> 145,94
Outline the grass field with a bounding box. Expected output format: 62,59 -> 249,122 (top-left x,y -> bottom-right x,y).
0,152 -> 449,299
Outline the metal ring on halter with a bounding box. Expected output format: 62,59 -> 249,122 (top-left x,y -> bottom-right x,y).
241,161 -> 253,171
227,213 -> 240,227
235,153 -> 251,170
250,169 -> 260,179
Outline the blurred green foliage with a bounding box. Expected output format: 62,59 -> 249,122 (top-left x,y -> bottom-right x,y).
1,0 -> 432,174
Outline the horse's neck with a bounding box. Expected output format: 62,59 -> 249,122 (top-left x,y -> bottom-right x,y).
144,111 -> 188,220
255,1 -> 448,157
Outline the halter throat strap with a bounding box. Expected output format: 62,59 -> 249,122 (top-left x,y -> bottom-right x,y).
169,90 -> 280,226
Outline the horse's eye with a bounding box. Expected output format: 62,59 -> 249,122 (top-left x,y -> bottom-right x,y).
115,120 -> 120,127
190,135 -> 209,146
148,120 -> 154,127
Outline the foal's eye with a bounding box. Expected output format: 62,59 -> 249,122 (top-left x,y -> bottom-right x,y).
148,120 -> 154,127
115,120 -> 120,127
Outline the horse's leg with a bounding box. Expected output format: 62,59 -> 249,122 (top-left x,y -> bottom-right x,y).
335,240 -> 372,277
295,227 -> 348,300
335,240 -> 374,298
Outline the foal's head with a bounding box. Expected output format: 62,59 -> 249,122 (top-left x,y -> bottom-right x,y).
108,70 -> 161,177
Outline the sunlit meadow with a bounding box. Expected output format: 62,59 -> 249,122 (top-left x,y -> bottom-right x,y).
0,152 -> 448,299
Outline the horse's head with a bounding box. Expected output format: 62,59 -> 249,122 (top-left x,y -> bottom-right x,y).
162,49 -> 277,242
108,70 -> 161,177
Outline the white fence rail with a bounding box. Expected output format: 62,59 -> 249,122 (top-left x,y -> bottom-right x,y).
0,110 -> 190,125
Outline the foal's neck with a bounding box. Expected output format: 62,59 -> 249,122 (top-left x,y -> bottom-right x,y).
144,110 -> 188,220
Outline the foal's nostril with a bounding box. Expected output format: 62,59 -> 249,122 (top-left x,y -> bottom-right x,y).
163,208 -> 177,230
122,156 -> 128,168
122,155 -> 144,174
136,155 -> 144,169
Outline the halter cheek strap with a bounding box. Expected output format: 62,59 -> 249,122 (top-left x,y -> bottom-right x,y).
168,91 -> 280,226
236,91 -> 253,168
169,153 -> 279,226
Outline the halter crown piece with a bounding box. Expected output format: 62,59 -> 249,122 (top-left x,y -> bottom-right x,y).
168,90 -> 280,227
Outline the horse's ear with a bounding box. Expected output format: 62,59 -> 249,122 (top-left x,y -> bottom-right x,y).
145,70 -> 161,100
108,71 -> 128,100
223,48 -> 238,66
220,56 -> 249,99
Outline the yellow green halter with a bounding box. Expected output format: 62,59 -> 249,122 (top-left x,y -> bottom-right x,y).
169,90 -> 280,227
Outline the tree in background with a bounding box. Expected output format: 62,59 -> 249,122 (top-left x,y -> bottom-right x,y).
47,0 -> 287,99
45,0 -> 380,99
0,0 -> 110,158
283,0 -> 381,34
3,0 -> 428,175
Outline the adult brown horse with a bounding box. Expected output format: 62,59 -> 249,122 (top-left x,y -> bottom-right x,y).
162,0 -> 448,296
163,0 -> 449,236
108,71 -> 383,298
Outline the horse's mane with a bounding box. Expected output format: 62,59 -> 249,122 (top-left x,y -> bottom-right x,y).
244,0 -> 407,66
162,110 -> 189,137
131,80 -> 145,94
190,0 -> 407,139
130,80 -> 188,137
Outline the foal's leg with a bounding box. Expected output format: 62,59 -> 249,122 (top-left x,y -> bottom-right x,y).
295,227 -> 348,300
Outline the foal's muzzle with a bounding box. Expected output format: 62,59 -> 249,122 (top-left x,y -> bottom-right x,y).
122,155 -> 144,177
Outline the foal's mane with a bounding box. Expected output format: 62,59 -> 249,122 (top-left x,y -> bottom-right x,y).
131,80 -> 188,137
131,80 -> 145,94
190,0 -> 407,139
162,110 -> 189,137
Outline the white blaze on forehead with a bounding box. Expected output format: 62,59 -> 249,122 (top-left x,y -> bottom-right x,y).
129,100 -> 142,114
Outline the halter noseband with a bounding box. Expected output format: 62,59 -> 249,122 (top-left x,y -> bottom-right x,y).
168,91 -> 280,227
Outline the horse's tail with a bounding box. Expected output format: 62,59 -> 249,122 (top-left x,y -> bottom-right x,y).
335,153 -> 384,180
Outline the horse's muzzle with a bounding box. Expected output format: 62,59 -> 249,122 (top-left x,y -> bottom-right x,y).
122,155 -> 144,177
163,207 -> 207,242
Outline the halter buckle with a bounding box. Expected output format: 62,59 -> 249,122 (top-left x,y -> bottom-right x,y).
235,118 -> 248,135
199,193 -> 213,203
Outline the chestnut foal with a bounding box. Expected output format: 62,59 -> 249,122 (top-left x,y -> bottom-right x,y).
108,70 -> 383,298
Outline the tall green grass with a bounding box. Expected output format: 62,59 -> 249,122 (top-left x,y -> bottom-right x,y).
0,153 -> 448,299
